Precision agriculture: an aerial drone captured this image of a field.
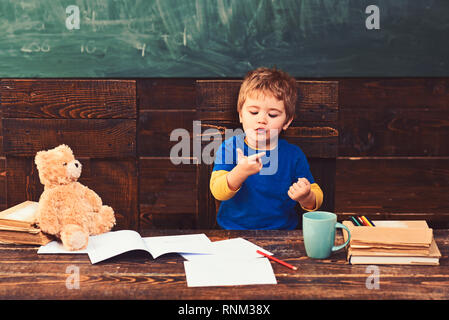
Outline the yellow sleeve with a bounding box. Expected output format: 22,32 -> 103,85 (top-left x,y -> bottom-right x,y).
210,170 -> 240,201
301,183 -> 324,212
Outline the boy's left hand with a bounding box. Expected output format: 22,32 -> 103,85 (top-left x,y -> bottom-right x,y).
288,178 -> 311,202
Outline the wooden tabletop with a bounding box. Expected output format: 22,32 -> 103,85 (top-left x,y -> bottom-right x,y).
0,229 -> 448,300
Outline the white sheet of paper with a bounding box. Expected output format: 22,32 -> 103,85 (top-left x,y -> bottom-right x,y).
181,237 -> 272,261
184,257 -> 277,287
37,240 -> 90,254
143,233 -> 212,258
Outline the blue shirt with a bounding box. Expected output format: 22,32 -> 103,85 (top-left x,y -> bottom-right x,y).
213,134 -> 315,230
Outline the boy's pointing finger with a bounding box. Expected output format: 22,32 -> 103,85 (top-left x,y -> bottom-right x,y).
248,152 -> 266,160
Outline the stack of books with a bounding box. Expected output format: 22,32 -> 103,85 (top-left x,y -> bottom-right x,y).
0,201 -> 54,245
342,217 -> 441,265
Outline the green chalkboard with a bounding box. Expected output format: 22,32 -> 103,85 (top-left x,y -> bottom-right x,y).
0,0 -> 448,77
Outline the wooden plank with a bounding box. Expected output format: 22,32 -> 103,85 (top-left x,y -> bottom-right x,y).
335,157 -> 449,228
138,110 -> 195,157
5,157 -> 137,230
197,163 -> 217,229
308,158 -> 336,214
81,159 -> 138,230
3,119 -> 136,158
138,79 -> 196,110
5,156 -> 40,207
283,126 -> 338,158
139,158 -> 197,229
0,80 -> 3,156
0,157 -> 5,211
0,114 -> 3,156
1,79 -> 136,119
339,78 -> 449,156
197,80 -> 339,124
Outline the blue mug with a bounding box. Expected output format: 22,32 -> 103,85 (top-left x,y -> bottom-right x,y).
303,211 -> 351,259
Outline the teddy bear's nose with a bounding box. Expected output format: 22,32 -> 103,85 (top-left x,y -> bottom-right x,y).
75,163 -> 79,168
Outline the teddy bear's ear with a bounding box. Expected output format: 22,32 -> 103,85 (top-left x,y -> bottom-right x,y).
34,150 -> 47,168
55,144 -> 73,155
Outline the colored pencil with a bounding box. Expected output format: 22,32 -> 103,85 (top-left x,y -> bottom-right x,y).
364,216 -> 376,227
361,216 -> 373,227
356,216 -> 366,226
350,216 -> 361,226
256,250 -> 298,271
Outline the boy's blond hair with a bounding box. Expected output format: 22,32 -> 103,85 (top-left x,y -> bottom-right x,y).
237,67 -> 298,123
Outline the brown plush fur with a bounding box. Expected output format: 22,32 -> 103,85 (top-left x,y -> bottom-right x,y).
35,145 -> 116,251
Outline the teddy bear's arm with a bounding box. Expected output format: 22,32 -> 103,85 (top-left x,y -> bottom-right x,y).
80,183 -> 103,211
37,192 -> 62,236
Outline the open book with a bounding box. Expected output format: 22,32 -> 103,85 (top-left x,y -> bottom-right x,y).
38,230 -> 213,264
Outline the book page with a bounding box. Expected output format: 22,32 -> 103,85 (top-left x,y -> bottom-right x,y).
143,233 -> 212,259
37,240 -> 90,254
87,230 -> 148,264
1,202 -> 39,222
184,258 -> 277,287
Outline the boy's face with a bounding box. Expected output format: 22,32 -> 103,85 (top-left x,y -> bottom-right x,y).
239,91 -> 292,149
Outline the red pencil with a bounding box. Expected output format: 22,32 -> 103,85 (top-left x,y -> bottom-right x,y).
256,250 -> 298,271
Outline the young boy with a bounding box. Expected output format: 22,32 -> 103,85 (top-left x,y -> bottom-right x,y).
210,67 -> 323,230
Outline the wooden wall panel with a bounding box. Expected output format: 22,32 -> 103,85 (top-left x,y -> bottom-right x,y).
197,80 -> 338,125
138,79 -> 196,111
335,158 -> 449,228
2,77 -> 448,230
0,118 -> 3,156
3,119 -> 136,157
336,78 -> 449,229
0,158 -> 5,211
1,79 -> 136,119
138,79 -> 198,229
138,79 -> 196,157
5,157 -> 40,207
0,81 -> 3,156
139,158 -> 197,229
80,158 -> 138,230
138,111 -> 195,157
339,79 -> 449,157
1,79 -> 137,231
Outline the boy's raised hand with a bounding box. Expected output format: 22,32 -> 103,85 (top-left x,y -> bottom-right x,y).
236,148 -> 265,177
288,177 -> 312,202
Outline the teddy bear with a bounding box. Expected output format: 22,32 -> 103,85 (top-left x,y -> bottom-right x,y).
34,144 -> 116,251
